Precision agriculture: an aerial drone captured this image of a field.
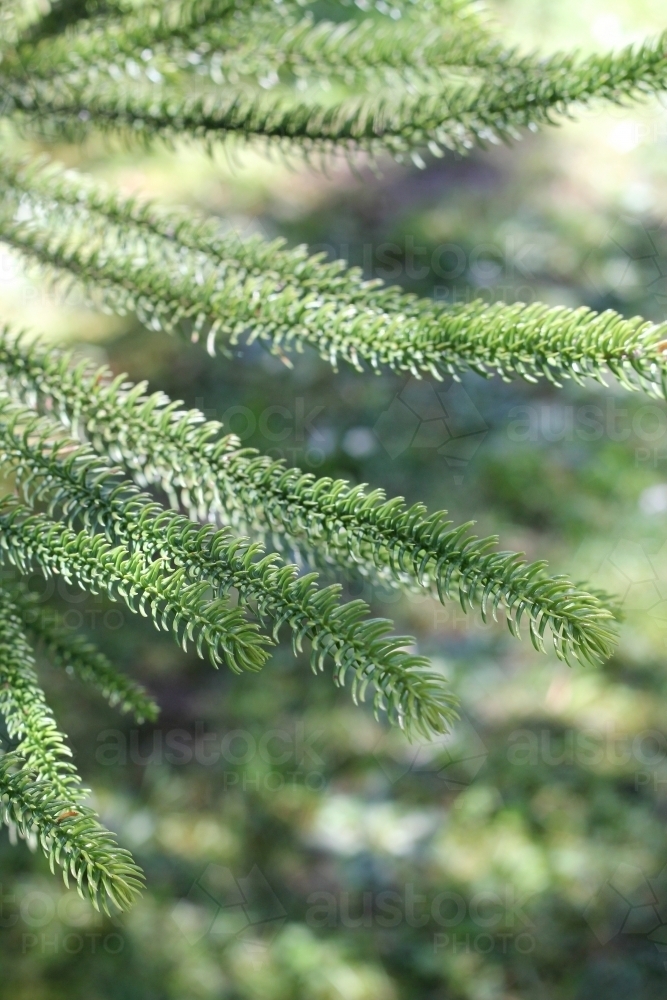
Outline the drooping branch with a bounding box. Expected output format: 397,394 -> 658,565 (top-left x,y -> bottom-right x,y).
0,398 -> 461,737
0,591 -> 144,911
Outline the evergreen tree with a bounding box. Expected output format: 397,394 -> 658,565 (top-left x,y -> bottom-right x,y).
0,0 -> 665,911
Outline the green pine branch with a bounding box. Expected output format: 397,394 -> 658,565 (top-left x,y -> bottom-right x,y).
0,588 -> 79,799
1,155 -> 665,393
5,0 -> 293,79
0,495 -> 271,674
0,590 -> 144,911
0,751 -> 143,911
0,0 -> 659,906
3,32 -> 667,157
10,1 -> 498,92
14,0 -> 240,47
0,397 -> 459,737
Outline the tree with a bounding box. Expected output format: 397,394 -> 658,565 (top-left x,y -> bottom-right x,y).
0,0 -> 665,912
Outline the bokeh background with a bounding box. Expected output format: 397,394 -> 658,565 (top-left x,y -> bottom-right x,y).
2,1 -> 667,997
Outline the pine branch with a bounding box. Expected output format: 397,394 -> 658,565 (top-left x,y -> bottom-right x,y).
1,155 -> 666,393
0,751 -> 143,911
0,496 -> 271,674
11,2 -> 498,92
11,0 -> 278,69
0,333 -> 619,670
0,591 -> 144,911
0,397 -> 459,737
0,587 -> 79,799
16,0 -> 238,46
6,579 -> 159,723
10,1 -> 277,75
3,32 -> 667,157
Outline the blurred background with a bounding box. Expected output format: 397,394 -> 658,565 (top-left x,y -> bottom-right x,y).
2,1 -> 667,997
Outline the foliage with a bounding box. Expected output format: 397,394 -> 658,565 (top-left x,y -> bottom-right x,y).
0,0 -> 664,912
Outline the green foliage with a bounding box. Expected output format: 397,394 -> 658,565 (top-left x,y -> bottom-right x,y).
9,1 -> 495,88
0,752 -> 144,911
0,495 -> 271,675
0,0 -> 664,909
3,0 -> 667,158
0,588 -> 80,798
0,589 -> 144,911
0,394 -> 460,737
2,154 -> 666,391
0,331 -> 618,672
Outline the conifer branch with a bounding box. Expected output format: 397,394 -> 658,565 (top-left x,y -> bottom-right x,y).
0,496 -> 271,674
10,0 -> 233,48
0,589 -> 79,799
0,592 -> 144,911
0,751 -> 144,911
11,2 -> 498,92
6,579 -> 159,723
0,397 -> 459,737
1,156 -> 665,393
3,32 -> 667,157
0,0 -> 656,909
